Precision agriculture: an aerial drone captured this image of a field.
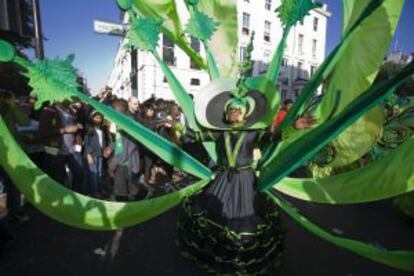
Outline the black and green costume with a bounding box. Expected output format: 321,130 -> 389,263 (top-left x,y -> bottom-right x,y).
177,131 -> 283,274
1,0 -> 414,274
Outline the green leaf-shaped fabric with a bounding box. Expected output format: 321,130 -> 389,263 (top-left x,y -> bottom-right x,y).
342,0 -> 371,35
192,0 -> 238,77
0,39 -> 15,62
314,0 -> 404,168
126,16 -> 161,52
25,55 -> 80,109
130,0 -> 205,69
185,10 -> 219,41
276,0 -> 321,28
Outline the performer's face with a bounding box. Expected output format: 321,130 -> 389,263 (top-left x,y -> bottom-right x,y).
226,108 -> 244,124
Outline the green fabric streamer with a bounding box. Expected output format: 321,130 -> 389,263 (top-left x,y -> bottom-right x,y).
315,0 -> 404,167
130,0 -> 206,70
74,92 -> 213,180
0,116 -> 209,230
267,192 -> 414,272
272,135 -> 414,204
152,51 -> 218,163
196,0 -> 238,77
259,61 -> 414,191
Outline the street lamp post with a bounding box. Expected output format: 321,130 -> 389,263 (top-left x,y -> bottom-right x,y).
32,0 -> 44,59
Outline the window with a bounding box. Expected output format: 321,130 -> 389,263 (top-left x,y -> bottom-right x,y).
281,89 -> 287,99
190,37 -> 200,69
264,21 -> 271,42
244,0 -> 250,2
298,34 -> 304,54
163,76 -> 168,83
242,13 -> 250,35
190,78 -> 200,86
297,62 -> 303,79
313,17 -> 319,31
264,51 -> 271,63
240,46 -> 247,61
312,39 -> 317,57
265,0 -> 272,10
163,35 -> 175,66
311,65 -> 317,76
281,58 -> 288,67
300,19 -> 304,26
261,51 -> 271,72
295,89 -> 300,97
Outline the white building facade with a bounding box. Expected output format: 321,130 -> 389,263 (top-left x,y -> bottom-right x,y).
107,0 -> 330,102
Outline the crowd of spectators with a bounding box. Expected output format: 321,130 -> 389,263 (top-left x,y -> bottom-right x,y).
0,86 -> 208,234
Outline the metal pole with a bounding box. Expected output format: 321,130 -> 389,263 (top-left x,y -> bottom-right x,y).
130,48 -> 138,97
32,0 -> 44,59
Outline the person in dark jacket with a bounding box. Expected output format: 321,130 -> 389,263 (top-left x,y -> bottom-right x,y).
84,111 -> 113,197
140,104 -> 158,185
108,100 -> 141,201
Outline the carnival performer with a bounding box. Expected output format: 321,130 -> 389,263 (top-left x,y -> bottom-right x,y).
176,98 -> 315,274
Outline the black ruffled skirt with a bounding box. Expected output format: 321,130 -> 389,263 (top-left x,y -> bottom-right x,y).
177,169 -> 284,275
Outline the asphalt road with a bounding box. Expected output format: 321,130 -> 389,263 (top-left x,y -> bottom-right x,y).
0,195 -> 413,276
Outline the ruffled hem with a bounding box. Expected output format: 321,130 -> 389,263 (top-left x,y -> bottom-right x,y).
176,196 -> 284,275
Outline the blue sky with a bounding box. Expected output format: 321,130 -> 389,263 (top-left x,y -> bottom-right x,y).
36,0 -> 414,95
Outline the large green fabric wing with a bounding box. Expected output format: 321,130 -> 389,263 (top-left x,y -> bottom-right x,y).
267,192 -> 414,272
272,135 -> 414,204
314,0 -> 404,167
342,0 -> 372,35
259,61 -> 414,191
196,0 -> 238,77
0,116 -> 209,230
129,0 -> 205,69
259,0 -> 398,167
127,0 -> 238,77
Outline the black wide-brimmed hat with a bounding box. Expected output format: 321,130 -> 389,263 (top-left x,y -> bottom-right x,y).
194,79 -> 268,130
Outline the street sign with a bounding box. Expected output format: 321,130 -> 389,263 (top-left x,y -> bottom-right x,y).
93,20 -> 125,36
